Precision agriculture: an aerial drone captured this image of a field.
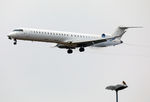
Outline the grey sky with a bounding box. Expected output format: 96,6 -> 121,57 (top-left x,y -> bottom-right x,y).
0,0 -> 150,102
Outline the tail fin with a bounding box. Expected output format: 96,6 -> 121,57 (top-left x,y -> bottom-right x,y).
112,26 -> 142,39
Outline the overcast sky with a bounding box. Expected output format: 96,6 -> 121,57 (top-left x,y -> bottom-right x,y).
0,0 -> 150,102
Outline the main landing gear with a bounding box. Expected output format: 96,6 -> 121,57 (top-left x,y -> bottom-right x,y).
67,49 -> 73,54
79,47 -> 85,52
67,47 -> 85,54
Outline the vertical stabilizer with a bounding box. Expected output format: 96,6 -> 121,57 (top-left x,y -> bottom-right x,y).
112,26 -> 142,39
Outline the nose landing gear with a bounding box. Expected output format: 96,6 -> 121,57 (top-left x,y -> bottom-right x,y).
13,39 -> 17,45
8,36 -> 12,40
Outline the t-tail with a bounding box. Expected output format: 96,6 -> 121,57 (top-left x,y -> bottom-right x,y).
113,26 -> 142,40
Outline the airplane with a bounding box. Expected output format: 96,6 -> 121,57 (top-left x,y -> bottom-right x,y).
7,26 -> 141,54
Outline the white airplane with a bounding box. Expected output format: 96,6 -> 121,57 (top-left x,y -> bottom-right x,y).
7,26 -> 141,54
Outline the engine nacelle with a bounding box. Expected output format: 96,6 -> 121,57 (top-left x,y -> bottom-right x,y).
120,40 -> 123,43
101,33 -> 106,38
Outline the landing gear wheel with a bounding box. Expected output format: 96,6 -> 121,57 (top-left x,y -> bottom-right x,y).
13,39 -> 17,45
79,47 -> 85,52
67,49 -> 73,54
13,42 -> 17,45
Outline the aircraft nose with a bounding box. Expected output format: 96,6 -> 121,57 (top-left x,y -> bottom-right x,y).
7,32 -> 16,39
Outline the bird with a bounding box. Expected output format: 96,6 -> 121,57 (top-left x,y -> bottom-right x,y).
106,81 -> 128,91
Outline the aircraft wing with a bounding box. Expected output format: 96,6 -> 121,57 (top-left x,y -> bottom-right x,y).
73,36 -> 120,47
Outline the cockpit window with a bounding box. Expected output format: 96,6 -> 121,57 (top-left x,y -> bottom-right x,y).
13,29 -> 23,32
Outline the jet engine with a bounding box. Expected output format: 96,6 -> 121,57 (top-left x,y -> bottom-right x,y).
101,33 -> 106,38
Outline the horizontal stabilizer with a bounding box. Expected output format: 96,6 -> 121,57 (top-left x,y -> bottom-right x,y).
113,26 -> 143,39
119,26 -> 143,29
